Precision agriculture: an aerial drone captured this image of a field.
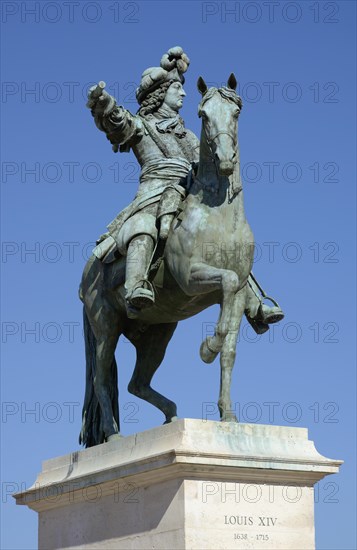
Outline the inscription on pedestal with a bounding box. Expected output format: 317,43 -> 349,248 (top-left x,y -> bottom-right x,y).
186,480 -> 315,549
224,515 -> 278,544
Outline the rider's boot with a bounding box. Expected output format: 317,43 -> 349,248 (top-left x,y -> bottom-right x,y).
125,234 -> 155,317
245,274 -> 284,334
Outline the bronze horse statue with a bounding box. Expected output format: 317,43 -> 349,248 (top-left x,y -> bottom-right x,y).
79,74 -> 255,447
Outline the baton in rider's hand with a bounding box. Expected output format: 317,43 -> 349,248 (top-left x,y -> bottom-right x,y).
86,81 -> 106,109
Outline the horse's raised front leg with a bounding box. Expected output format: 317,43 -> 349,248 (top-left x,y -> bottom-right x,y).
127,322 -> 178,423
184,262 -> 240,363
218,287 -> 246,422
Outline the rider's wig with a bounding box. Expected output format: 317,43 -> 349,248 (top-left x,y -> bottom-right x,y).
137,80 -> 172,117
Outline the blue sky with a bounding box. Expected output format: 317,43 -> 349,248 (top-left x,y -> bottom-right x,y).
1,1 -> 356,549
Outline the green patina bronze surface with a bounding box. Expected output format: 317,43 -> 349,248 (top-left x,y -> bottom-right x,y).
80,47 -> 284,447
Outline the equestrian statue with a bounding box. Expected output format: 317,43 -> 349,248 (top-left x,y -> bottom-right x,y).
79,46 -> 284,447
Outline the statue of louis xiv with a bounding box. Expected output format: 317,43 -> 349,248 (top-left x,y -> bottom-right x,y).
86,46 -> 283,331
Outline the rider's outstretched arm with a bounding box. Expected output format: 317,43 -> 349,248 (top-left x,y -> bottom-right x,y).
87,84 -> 143,152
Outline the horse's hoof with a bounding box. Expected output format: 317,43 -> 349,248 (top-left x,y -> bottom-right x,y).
163,415 -> 178,425
221,413 -> 238,423
106,433 -> 122,442
200,338 -> 219,364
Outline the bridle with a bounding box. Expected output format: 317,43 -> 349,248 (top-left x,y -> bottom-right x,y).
196,87 -> 242,199
202,124 -> 238,165
199,88 -> 239,158
204,129 -> 237,151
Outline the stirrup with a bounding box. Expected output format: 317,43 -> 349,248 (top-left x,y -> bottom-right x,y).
126,280 -> 155,310
257,298 -> 284,325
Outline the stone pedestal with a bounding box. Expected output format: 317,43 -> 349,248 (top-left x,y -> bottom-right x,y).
14,419 -> 342,549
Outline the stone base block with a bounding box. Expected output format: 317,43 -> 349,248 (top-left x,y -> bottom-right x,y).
14,419 -> 342,549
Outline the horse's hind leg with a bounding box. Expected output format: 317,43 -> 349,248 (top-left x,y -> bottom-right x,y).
128,322 -> 178,423
218,288 -> 246,422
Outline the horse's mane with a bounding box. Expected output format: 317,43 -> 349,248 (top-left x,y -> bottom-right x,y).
198,86 -> 242,115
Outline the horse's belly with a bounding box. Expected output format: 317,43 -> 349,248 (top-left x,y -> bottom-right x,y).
136,288 -> 221,324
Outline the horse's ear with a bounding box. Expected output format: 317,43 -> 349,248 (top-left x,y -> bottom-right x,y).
197,76 -> 208,96
227,73 -> 237,90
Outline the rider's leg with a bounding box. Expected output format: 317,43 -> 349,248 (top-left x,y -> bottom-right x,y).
157,186 -> 185,240
125,234 -> 155,310
245,274 -> 284,334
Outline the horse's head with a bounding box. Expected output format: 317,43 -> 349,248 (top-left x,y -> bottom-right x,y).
197,74 -> 242,177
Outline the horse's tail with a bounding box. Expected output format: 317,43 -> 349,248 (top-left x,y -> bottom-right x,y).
79,307 -> 119,447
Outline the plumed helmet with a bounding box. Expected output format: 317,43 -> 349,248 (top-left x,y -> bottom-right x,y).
136,46 -> 190,105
